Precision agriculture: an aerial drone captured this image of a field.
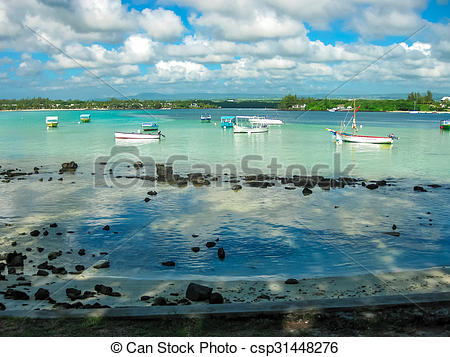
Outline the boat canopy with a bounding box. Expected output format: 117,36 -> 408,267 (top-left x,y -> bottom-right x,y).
46,116 -> 58,121
142,122 -> 157,126
221,116 -> 235,120
80,114 -> 90,119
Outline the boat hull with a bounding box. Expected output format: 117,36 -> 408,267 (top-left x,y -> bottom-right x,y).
328,130 -> 393,144
46,123 -> 58,127
80,119 -> 90,123
233,125 -> 268,134
114,132 -> 160,140
249,118 -> 284,125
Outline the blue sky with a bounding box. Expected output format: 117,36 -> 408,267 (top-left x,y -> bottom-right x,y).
0,0 -> 449,99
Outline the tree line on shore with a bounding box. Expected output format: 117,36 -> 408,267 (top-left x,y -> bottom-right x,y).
0,91 -> 447,111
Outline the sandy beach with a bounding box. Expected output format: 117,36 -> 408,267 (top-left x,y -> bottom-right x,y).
1,266 -> 449,312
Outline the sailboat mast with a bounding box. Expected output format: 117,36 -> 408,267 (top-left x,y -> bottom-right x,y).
352,98 -> 357,135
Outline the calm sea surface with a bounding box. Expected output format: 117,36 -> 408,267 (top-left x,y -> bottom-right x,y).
0,109 -> 449,280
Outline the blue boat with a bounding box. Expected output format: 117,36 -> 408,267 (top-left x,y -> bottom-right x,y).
200,113 -> 211,122
220,116 -> 235,128
141,122 -> 159,131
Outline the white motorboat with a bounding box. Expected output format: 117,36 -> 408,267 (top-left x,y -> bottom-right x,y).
114,131 -> 162,140
233,116 -> 268,134
248,116 -> 284,125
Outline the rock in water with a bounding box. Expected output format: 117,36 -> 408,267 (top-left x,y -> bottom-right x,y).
0,303 -> 5,311
232,184 -> 242,191
30,230 -> 40,237
34,288 -> 50,300
93,261 -> 110,269
206,242 -> 216,248
302,187 -> 312,196
102,225 -> 110,231
217,248 -> 225,260
49,223 -> 58,228
6,251 -> 25,267
5,289 -> 30,300
152,297 -> 167,306
392,224 -> 397,230
414,186 -> 427,192
191,247 -> 200,252
185,282 -> 212,301
366,184 -> 379,190
133,161 -> 144,169
162,261 -> 175,267
285,278 -> 299,285
209,292 -> 224,304
66,288 -> 82,300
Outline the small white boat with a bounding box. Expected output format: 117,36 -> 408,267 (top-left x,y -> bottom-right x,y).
80,114 -> 91,123
114,131 -> 161,140
200,114 -> 211,122
46,116 -> 58,127
249,116 -> 284,125
141,122 -> 158,131
233,116 -> 268,134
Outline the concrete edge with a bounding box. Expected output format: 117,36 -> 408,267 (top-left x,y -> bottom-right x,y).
0,291 -> 449,319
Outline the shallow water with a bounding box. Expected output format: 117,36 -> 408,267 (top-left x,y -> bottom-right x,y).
0,109 -> 449,280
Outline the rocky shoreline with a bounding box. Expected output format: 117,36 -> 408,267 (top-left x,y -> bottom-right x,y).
1,161 -> 449,313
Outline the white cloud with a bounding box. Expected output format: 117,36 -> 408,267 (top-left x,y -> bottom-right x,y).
16,54 -> 43,76
151,60 -> 212,82
139,8 -> 185,41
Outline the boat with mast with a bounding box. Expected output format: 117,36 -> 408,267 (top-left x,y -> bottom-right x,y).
326,100 -> 398,144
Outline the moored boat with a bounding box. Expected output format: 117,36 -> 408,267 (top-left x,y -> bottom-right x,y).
249,116 -> 284,125
440,119 -> 450,130
141,122 -> 159,131
200,113 -> 211,122
114,131 -> 162,140
220,116 -> 235,128
326,100 -> 397,145
46,116 -> 58,128
233,116 -> 268,134
80,114 -> 91,123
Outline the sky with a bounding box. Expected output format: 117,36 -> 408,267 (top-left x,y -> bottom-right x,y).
0,0 -> 449,99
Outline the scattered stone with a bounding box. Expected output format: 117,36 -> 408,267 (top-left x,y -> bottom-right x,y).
209,292 -> 224,304
133,161 -> 144,169
147,191 -> 157,196
52,267 -> 67,275
232,184 -> 242,191
0,303 -> 5,310
36,270 -> 49,276
0,262 -> 5,271
206,241 -> 216,248
78,249 -> 86,256
30,230 -> 40,237
140,295 -> 151,301
11,242 -> 17,247
49,223 -> 58,228
302,187 -> 312,196
218,247 -> 226,260
258,294 -> 270,300
285,278 -> 299,285
34,288 -> 50,300
93,261 -> 110,269
383,232 -> 400,237
37,261 -> 54,270
48,251 -> 61,261
60,161 -> 78,173
392,224 -> 397,230
66,288 -> 82,300
186,282 -> 212,301
428,184 -> 441,188
5,289 -> 29,300
6,251 -> 25,267
414,186 -> 427,192
162,261 -> 175,267
366,184 -> 379,190
94,284 -> 120,297
144,197 -> 150,202
102,225 -> 110,231
177,298 -> 191,305
152,297 -> 167,306
285,186 -> 296,190
192,234 -> 199,237
8,267 -> 16,274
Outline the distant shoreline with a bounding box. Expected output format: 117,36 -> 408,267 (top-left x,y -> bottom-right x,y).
1,108 -> 449,114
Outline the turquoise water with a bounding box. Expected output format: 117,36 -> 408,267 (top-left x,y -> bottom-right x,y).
0,109 -> 449,280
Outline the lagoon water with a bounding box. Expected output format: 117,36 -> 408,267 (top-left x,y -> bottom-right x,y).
0,109 -> 449,280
